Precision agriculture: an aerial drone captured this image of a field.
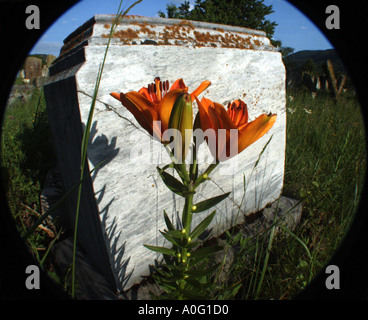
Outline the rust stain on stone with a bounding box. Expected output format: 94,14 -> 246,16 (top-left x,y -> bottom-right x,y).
102,28 -> 139,41
177,20 -> 195,29
100,19 -> 262,49
139,24 -> 156,36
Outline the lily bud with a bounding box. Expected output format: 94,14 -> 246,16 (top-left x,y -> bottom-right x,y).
167,93 -> 193,163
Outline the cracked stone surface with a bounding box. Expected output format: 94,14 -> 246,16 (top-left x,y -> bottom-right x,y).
44,15 -> 286,292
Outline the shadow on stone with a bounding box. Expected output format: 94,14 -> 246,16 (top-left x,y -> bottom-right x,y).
100,204 -> 134,293
82,120 -> 120,182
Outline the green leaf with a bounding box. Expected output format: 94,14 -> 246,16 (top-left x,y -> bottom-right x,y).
184,277 -> 205,289
158,282 -> 177,293
190,210 -> 216,241
185,241 -> 200,249
184,275 -> 216,292
231,283 -> 242,297
143,244 -> 176,256
163,210 -> 175,231
155,268 -> 172,279
192,192 -> 231,213
278,224 -> 312,259
159,230 -> 184,247
165,230 -> 186,239
312,181 -> 319,188
190,245 -> 223,264
157,166 -> 186,196
178,287 -> 207,300
186,263 -> 221,278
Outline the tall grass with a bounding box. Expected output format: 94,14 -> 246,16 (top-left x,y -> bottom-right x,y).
1,87 -> 59,275
284,90 -> 365,243
213,89 -> 366,299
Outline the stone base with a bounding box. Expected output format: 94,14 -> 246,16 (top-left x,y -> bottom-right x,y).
51,237 -> 120,300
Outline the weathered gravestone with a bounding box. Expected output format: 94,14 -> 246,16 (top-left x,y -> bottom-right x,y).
45,54 -> 56,68
44,15 -> 286,293
24,56 -> 42,83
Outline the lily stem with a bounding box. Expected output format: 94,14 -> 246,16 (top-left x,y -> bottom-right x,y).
193,162 -> 219,189
178,189 -> 193,298
182,192 -> 194,233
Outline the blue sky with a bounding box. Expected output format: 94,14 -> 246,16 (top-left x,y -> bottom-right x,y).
30,0 -> 333,56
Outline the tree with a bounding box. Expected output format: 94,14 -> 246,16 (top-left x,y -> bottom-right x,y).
158,1 -> 191,19
158,0 -> 284,49
280,46 -> 294,58
302,58 -> 317,75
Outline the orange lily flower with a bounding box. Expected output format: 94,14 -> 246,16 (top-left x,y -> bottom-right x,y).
110,77 -> 211,143
195,96 -> 277,162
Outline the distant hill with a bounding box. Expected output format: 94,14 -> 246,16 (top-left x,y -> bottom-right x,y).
283,49 -> 350,90
283,49 -> 346,74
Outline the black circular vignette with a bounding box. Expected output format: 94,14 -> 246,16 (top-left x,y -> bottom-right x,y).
0,0 -> 367,301
0,0 -> 78,300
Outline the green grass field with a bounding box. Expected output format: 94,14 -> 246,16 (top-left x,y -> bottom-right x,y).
1,85 -> 366,299
1,88 -> 58,272
215,89 -> 366,299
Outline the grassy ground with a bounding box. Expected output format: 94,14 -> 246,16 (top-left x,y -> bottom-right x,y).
213,89 -> 366,299
1,86 -> 366,299
1,88 -> 59,274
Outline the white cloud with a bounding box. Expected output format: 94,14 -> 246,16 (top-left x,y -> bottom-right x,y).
300,26 -> 308,30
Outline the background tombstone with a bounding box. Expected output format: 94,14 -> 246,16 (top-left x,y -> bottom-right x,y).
44,15 -> 286,292
45,54 -> 56,68
24,56 -> 42,84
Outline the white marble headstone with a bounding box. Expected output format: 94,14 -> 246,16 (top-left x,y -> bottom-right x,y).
45,15 -> 286,291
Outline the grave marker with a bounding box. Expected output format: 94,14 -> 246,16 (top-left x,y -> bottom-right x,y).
44,15 -> 286,291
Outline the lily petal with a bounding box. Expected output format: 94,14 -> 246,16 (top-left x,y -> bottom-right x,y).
210,100 -> 237,130
190,80 -> 211,101
195,96 -> 213,132
158,88 -> 187,133
170,78 -> 187,90
138,87 -> 152,102
237,113 -> 277,153
227,100 -> 248,127
119,92 -> 160,138
110,92 -> 121,100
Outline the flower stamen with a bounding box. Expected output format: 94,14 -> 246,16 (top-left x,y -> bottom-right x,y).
155,77 -> 162,101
